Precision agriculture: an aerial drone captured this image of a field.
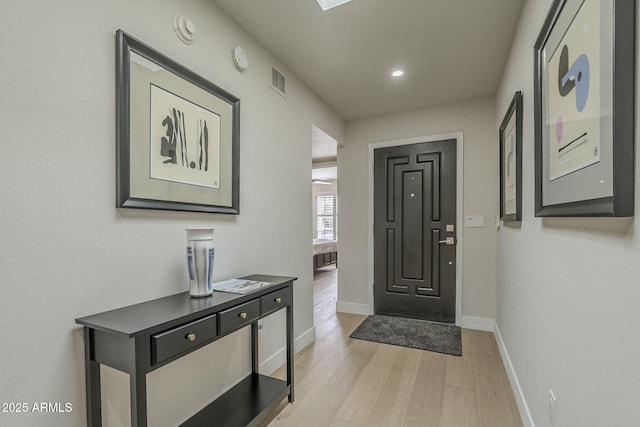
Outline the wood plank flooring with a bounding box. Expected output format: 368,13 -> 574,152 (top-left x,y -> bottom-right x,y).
262,267 -> 522,427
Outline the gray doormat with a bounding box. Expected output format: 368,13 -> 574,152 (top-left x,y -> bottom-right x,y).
349,315 -> 462,356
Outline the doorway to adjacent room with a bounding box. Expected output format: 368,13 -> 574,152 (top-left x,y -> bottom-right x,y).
311,125 -> 339,330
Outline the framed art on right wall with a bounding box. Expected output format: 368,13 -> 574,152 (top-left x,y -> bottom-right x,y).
534,0 -> 635,217
500,91 -> 523,222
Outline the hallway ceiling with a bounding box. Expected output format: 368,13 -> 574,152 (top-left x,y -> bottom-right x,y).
210,0 -> 524,120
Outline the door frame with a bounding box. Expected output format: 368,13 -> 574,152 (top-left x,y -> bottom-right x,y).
367,132 -> 464,325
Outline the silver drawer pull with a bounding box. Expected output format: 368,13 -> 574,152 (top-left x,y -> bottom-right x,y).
275,297 -> 282,304
239,312 -> 247,319
186,333 -> 196,342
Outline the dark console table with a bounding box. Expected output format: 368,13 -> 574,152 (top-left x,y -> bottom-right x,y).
76,274 -> 296,427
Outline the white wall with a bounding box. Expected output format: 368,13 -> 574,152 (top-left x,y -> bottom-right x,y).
338,96 -> 499,324
0,1 -> 343,426
496,1 -> 640,426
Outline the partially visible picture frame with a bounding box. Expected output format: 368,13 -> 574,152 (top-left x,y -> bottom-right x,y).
533,0 -> 635,217
116,30 -> 240,214
500,91 -> 523,222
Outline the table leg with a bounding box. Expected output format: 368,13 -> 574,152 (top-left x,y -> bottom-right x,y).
251,322 -> 259,376
129,336 -> 147,427
84,328 -> 102,427
286,303 -> 294,403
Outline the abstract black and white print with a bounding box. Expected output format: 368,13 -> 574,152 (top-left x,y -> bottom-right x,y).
149,84 -> 221,188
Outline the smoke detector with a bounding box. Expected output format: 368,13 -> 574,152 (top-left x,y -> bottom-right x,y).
173,15 -> 196,44
232,46 -> 249,71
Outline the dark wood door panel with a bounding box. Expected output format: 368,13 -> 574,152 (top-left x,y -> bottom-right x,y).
401,169 -> 425,280
374,139 -> 456,323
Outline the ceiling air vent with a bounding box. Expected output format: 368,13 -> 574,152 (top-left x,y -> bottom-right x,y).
270,65 -> 286,98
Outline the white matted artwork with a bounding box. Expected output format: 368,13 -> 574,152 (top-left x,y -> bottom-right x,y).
533,0 -> 635,217
499,91 -> 522,222
503,113 -> 517,215
150,84 -> 221,189
546,0 -> 600,181
116,30 -> 240,214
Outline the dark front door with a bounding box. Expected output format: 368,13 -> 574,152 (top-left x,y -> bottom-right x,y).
374,139 -> 457,323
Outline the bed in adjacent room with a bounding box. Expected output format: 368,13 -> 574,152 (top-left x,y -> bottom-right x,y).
313,238 -> 337,269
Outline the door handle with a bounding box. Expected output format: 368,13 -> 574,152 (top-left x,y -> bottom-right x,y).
438,237 -> 456,245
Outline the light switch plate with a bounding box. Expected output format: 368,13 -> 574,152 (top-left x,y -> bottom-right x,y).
465,215 -> 485,228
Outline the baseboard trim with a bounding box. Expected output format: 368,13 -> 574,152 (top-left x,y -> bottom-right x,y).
260,326 -> 316,375
259,346 -> 285,375
493,321 -> 535,427
336,300 -> 370,315
295,325 -> 316,353
460,315 -> 495,331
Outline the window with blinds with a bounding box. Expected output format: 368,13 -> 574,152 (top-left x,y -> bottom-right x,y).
316,193 -> 337,240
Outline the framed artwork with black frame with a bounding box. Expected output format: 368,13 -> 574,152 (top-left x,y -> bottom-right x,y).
534,0 -> 635,217
500,91 -> 523,222
116,30 -> 240,214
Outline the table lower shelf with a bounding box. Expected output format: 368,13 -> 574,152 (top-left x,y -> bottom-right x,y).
179,374 -> 290,427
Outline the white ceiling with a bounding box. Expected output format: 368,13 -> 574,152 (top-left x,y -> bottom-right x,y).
210,0 -> 524,120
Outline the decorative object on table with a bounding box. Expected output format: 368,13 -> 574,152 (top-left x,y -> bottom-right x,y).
186,228 -> 215,297
349,315 -> 462,356
533,0 -> 635,217
116,30 -> 240,214
211,278 -> 273,294
499,91 -> 523,222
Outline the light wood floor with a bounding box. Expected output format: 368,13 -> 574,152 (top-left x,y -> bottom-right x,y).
262,267 -> 523,427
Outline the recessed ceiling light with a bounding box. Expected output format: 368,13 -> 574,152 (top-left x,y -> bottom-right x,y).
316,0 -> 352,11
392,70 -> 404,77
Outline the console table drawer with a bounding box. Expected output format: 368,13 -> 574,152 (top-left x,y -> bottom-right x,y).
152,314 -> 218,365
261,288 -> 291,315
218,300 -> 260,335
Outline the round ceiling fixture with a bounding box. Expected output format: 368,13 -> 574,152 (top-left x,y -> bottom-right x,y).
173,15 -> 196,45
232,46 -> 249,71
392,70 -> 404,77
